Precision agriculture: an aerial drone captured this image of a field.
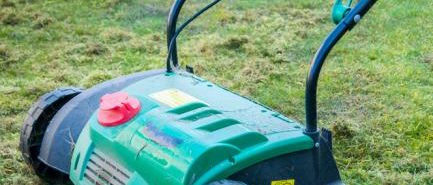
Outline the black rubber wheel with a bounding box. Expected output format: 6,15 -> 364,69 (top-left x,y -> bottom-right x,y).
19,87 -> 82,184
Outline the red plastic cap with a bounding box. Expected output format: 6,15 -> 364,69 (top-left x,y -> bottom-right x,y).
97,92 -> 141,127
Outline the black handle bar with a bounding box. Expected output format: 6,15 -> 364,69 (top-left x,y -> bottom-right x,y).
167,0 -> 185,72
305,0 -> 377,133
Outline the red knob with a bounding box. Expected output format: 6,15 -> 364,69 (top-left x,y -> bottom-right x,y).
97,92 -> 141,127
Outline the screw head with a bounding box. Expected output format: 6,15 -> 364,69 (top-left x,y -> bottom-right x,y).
354,14 -> 361,23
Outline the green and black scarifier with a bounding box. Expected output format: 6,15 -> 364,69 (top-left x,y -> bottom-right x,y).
19,0 -> 378,184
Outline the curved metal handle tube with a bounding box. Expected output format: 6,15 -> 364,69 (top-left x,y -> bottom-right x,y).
305,0 -> 377,133
167,0 -> 185,72
305,24 -> 347,133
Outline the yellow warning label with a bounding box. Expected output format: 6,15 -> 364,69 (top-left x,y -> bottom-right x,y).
271,179 -> 295,185
149,89 -> 203,108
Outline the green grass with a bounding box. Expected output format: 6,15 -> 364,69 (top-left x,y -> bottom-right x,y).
0,0 -> 432,184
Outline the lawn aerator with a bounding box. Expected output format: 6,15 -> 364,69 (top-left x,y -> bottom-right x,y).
20,0 -> 377,184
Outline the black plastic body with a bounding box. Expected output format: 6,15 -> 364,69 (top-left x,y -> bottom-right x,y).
34,69 -> 342,185
229,129 -> 341,185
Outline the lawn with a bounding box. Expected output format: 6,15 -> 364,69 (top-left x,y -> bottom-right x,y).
0,0 -> 432,184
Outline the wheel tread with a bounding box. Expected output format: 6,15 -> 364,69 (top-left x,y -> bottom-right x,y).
19,87 -> 82,184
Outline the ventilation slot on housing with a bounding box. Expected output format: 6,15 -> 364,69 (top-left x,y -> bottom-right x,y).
84,150 -> 131,185
180,109 -> 222,121
195,118 -> 240,132
166,102 -> 208,114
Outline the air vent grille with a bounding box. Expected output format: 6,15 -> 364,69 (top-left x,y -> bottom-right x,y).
84,150 -> 131,185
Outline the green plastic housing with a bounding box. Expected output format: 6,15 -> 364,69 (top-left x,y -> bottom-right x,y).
69,72 -> 313,185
